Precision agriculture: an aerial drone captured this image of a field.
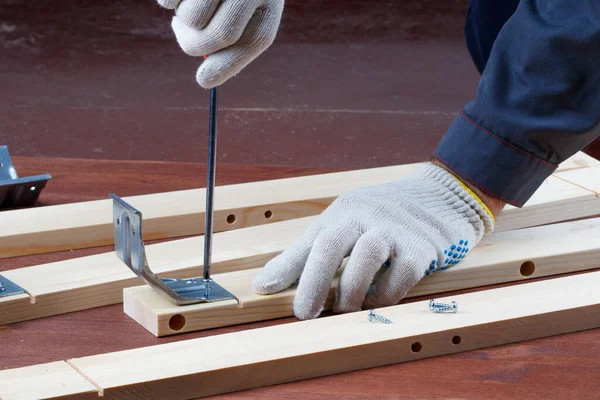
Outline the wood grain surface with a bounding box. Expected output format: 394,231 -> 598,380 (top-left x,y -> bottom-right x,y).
2,156 -> 600,400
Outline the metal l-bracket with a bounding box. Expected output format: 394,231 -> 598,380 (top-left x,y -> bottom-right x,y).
109,194 -> 237,306
0,274 -> 27,298
0,145 -> 52,208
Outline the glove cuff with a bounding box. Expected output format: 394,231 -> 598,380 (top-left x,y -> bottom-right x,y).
421,163 -> 495,235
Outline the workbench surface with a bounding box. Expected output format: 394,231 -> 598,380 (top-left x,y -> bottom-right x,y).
1,156 -> 599,400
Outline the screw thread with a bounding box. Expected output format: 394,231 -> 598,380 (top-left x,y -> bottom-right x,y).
429,300 -> 458,313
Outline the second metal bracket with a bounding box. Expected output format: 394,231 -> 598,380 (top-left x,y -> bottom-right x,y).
109,193 -> 237,306
0,145 -> 52,208
0,274 -> 28,298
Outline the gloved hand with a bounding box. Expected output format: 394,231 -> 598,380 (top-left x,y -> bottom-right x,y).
252,163 -> 495,320
157,0 -> 284,88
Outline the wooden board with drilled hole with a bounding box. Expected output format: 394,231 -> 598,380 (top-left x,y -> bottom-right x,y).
0,152 -> 597,259
0,163 -> 420,259
3,269 -> 600,400
1,169 -> 599,326
124,218 -> 600,336
0,217 -> 313,326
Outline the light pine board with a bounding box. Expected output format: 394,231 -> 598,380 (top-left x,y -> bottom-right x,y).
1,168 -> 599,326
0,361 -> 98,400
124,218 -> 600,336
0,217 -> 314,326
556,164 -> 600,194
0,152 -> 595,259
493,175 -> 597,232
5,270 -> 600,399
555,151 -> 599,171
0,163 -> 421,258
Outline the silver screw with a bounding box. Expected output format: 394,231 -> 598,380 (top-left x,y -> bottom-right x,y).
368,309 -> 393,324
429,299 -> 458,314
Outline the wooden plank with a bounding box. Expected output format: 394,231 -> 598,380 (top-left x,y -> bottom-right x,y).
556,164 -> 600,194
494,175 -> 598,232
9,270 -> 600,399
0,163 -> 420,259
124,218 -> 600,336
0,217 -> 312,326
0,361 -> 98,400
0,170 -> 598,326
555,151 -> 600,172
0,152 -> 595,259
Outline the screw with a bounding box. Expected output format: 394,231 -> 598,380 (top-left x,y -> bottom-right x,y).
203,278 -> 212,298
429,299 -> 458,314
368,310 -> 393,324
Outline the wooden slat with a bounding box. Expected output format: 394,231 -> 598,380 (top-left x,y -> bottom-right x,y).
124,218 -> 600,336
494,175 -> 598,232
0,361 -> 98,400
0,152 -> 595,259
0,217 -> 312,325
556,164 -> 600,194
7,270 -> 600,399
555,151 -> 599,171
0,169 -> 598,326
0,163 -> 420,259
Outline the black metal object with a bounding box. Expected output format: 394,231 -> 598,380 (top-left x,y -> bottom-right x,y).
203,87 -> 218,281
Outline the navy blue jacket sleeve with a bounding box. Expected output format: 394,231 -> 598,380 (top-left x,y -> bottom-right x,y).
434,0 -> 600,207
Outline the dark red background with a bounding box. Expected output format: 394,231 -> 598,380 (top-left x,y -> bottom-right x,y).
2,0 -> 597,167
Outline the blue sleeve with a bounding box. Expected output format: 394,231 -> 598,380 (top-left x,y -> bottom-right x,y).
434,0 -> 600,207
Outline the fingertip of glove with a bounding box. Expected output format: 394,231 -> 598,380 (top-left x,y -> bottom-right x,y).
293,301 -> 323,321
251,273 -> 287,295
196,62 -> 230,88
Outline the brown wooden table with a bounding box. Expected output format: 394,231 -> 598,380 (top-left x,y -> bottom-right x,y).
2,157 -> 600,399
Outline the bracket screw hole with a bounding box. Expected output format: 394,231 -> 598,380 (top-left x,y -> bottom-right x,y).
116,218 -> 120,225
411,342 -> 422,353
169,314 -> 186,331
226,214 -> 236,224
520,261 -> 535,277
264,210 -> 273,219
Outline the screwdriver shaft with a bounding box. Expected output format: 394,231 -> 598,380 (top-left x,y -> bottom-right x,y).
203,87 -> 218,281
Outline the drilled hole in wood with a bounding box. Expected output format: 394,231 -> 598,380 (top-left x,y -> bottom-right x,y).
520,261 -> 535,277
226,214 -> 236,224
169,314 -> 186,331
411,342 -> 422,353
452,335 -> 462,345
264,210 -> 273,219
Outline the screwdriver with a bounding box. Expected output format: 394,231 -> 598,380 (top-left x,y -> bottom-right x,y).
203,86 -> 218,290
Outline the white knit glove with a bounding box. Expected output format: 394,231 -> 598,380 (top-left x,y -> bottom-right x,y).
157,0 -> 284,88
252,163 -> 495,320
